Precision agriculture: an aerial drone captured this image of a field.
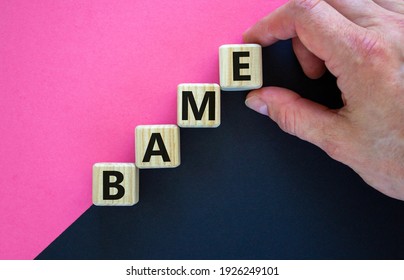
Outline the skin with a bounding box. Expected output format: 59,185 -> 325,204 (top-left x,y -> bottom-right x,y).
243,0 -> 404,200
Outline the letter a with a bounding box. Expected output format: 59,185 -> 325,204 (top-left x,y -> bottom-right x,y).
135,125 -> 181,168
142,133 -> 170,162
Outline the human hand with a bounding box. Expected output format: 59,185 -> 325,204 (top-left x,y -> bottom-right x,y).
243,0 -> 404,200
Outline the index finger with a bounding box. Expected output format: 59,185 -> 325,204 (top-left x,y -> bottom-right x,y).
243,0 -> 367,73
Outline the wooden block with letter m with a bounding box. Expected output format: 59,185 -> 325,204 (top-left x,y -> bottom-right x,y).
177,83 -> 220,128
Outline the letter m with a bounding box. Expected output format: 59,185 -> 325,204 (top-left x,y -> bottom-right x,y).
182,90 -> 215,121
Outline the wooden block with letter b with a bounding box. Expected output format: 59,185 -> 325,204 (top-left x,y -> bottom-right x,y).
219,44 -> 263,91
177,83 -> 220,128
135,124 -> 181,168
92,163 -> 139,206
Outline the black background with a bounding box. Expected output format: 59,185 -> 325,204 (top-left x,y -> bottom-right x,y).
37,40 -> 404,260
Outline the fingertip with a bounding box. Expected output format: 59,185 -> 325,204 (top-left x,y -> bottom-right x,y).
245,88 -> 262,99
292,37 -> 327,79
242,18 -> 279,46
304,64 -> 327,79
242,28 -> 260,44
242,27 -> 251,43
245,89 -> 269,116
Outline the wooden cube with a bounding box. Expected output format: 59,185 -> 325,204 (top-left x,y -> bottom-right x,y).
135,124 -> 180,168
219,44 -> 263,91
177,83 -> 220,128
92,163 -> 139,206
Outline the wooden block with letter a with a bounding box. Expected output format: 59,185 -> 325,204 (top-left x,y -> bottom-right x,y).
92,163 -> 139,206
135,124 -> 180,168
177,83 -> 220,128
219,44 -> 263,91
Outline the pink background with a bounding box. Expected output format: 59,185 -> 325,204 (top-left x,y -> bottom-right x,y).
0,0 -> 285,259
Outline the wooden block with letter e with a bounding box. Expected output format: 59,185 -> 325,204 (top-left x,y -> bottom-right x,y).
92,163 -> 139,206
177,83 -> 220,128
135,124 -> 181,168
219,44 -> 262,91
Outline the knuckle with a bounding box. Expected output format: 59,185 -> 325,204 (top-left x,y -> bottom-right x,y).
316,116 -> 349,161
275,106 -> 299,137
357,32 -> 385,59
320,138 -> 342,160
350,31 -> 391,66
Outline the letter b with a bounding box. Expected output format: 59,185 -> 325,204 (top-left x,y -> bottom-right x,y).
92,163 -> 139,206
103,171 -> 125,200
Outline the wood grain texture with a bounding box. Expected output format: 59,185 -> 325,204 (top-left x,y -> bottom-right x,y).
92,163 -> 139,206
177,83 -> 220,128
219,44 -> 263,91
135,124 -> 181,168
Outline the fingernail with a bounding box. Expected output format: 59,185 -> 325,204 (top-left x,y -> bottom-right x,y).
245,96 -> 268,116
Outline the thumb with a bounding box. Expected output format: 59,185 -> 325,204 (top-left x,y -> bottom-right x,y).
245,87 -> 345,156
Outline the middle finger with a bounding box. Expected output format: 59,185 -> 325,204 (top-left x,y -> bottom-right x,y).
324,0 -> 386,28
